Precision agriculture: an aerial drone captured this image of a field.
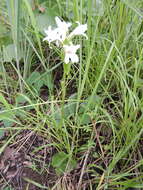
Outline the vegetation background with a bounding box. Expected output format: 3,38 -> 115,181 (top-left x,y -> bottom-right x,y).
0,0 -> 143,189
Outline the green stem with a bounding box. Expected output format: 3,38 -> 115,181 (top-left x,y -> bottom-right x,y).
61,71 -> 66,122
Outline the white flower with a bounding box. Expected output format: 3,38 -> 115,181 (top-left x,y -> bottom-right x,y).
55,17 -> 71,42
43,17 -> 71,45
63,44 -> 80,64
69,23 -> 88,39
43,26 -> 61,46
43,17 -> 87,64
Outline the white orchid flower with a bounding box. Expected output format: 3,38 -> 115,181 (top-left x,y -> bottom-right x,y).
43,17 -> 87,46
43,26 -> 61,46
63,44 -> 80,64
43,26 -> 54,43
55,17 -> 71,42
43,17 -> 71,45
43,17 -> 87,65
68,23 -> 88,39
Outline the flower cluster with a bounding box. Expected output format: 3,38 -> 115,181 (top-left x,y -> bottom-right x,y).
43,17 -> 87,64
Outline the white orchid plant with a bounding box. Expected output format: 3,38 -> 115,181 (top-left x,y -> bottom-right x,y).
43,17 -> 87,101
43,17 -> 88,72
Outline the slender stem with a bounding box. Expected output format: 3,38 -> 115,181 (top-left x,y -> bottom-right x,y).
61,71 -> 66,123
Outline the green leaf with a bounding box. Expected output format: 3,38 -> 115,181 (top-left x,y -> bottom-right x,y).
34,79 -> 43,92
26,71 -> 44,93
52,152 -> 68,167
15,93 -> 35,112
53,102 -> 77,124
3,120 -> 14,128
0,130 -> 5,139
63,63 -> 71,75
42,73 -> 53,91
1,111 -> 17,127
0,110 -> 13,119
26,71 -> 41,85
52,152 -> 77,175
78,113 -> 91,125
86,95 -> 101,110
0,93 -> 11,109
0,110 -> 16,128
36,9 -> 56,34
15,94 -> 28,105
53,94 -> 77,122
3,44 -> 23,62
52,152 -> 68,175
0,93 -> 15,126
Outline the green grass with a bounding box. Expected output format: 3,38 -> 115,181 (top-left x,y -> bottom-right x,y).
0,0 -> 143,189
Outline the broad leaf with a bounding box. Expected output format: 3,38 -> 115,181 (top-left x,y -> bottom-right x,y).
52,152 -> 77,175
3,44 -> 23,62
36,9 -> 56,34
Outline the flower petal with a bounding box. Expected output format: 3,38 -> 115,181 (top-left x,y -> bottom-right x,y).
64,54 -> 70,64
74,45 -> 80,52
71,53 -> 79,63
69,23 -> 88,39
63,44 -> 80,63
